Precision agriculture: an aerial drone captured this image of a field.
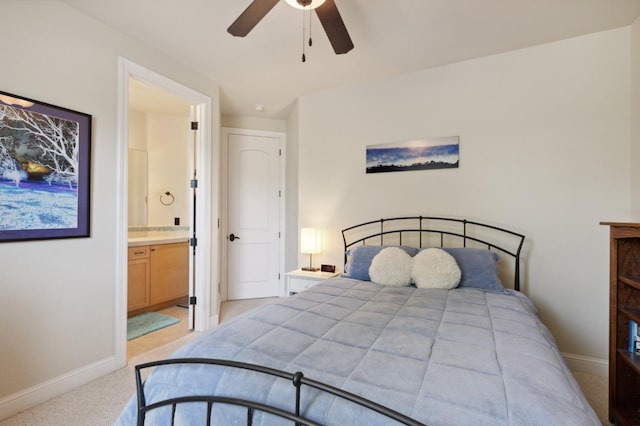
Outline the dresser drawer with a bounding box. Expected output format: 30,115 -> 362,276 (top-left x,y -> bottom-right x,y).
128,245 -> 150,260
288,276 -> 321,293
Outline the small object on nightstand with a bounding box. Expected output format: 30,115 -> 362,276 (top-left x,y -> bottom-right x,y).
321,264 -> 335,273
286,268 -> 339,296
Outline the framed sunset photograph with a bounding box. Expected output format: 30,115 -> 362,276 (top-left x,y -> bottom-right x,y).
366,136 -> 459,174
0,90 -> 92,242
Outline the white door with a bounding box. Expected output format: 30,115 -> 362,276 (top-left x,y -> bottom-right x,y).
187,106 -> 200,329
227,131 -> 282,299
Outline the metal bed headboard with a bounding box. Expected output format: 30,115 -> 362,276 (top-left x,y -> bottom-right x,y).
342,216 -> 525,291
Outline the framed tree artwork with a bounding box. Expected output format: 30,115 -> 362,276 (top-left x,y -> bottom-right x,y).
0,90 -> 91,242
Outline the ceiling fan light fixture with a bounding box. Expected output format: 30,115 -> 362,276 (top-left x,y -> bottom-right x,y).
228,0 -> 353,56
284,0 -> 326,10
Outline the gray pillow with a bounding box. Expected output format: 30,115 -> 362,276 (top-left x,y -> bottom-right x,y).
441,247 -> 505,293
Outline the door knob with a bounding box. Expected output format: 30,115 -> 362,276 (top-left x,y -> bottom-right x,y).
229,233 -> 240,241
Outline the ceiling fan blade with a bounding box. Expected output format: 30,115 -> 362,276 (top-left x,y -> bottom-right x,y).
227,0 -> 280,37
314,0 -> 354,54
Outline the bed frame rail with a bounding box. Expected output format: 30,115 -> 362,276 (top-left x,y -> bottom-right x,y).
135,358 -> 426,426
342,216 -> 525,291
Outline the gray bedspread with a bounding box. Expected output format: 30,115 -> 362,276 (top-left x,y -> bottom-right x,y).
116,277 -> 599,425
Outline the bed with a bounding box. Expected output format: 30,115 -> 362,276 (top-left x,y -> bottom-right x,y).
115,216 -> 599,425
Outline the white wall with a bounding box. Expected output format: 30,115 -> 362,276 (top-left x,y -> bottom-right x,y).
146,113 -> 191,227
297,28 -> 631,361
129,110 -> 191,227
285,103 -> 300,273
128,110 -> 148,225
631,16 -> 640,216
221,115 -> 287,133
0,1 -> 219,418
128,109 -> 148,151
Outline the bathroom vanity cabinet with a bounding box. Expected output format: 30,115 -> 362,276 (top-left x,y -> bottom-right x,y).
127,241 -> 188,316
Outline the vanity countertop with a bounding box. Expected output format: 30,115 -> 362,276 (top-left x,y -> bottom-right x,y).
128,231 -> 190,247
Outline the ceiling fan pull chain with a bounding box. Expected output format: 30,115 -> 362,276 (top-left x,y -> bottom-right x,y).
301,8 -> 306,62
308,8 -> 313,47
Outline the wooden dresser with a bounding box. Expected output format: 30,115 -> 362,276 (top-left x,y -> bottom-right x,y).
602,222 -> 640,425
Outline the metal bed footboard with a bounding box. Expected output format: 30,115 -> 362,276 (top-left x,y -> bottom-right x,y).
342,216 -> 525,291
135,358 -> 426,426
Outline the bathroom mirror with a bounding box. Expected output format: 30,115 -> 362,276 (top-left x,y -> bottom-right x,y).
128,148 -> 148,226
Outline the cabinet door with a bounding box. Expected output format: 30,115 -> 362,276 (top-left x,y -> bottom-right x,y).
128,258 -> 150,311
150,242 -> 189,305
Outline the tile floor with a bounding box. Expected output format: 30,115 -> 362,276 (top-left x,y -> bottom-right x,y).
126,298 -> 276,362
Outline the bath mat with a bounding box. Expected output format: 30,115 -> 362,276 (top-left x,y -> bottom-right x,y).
127,312 -> 180,341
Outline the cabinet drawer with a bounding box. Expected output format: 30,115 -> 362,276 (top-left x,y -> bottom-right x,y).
128,246 -> 150,260
288,277 -> 320,293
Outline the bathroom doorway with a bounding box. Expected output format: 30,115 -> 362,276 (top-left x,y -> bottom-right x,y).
127,79 -> 192,358
117,58 -> 215,365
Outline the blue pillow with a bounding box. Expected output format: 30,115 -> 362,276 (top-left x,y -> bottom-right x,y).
441,247 -> 505,293
343,245 -> 420,281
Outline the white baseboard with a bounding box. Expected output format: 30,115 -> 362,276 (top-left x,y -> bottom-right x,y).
0,356 -> 119,421
209,313 -> 220,328
562,352 -> 608,377
208,296 -> 221,328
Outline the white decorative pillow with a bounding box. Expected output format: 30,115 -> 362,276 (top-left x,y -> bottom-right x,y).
369,247 -> 413,287
411,248 -> 462,289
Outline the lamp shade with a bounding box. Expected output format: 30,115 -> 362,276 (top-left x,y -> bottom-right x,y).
284,0 -> 326,10
300,228 -> 322,254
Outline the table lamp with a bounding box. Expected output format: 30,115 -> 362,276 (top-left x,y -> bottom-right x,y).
301,228 -> 322,271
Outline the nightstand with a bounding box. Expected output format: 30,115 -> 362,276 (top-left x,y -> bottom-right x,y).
285,269 -> 339,296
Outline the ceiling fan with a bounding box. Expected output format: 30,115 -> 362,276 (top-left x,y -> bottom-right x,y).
227,0 -> 354,55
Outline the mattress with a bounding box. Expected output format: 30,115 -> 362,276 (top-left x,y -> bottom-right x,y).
116,277 -> 599,425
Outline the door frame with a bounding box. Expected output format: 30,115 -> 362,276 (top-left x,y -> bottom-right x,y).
116,58 -> 216,366
221,127 -> 286,301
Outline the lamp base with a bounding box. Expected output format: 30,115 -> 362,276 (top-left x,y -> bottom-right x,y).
301,267 -> 319,272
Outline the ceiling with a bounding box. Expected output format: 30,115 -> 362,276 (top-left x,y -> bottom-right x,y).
62,0 -> 640,119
